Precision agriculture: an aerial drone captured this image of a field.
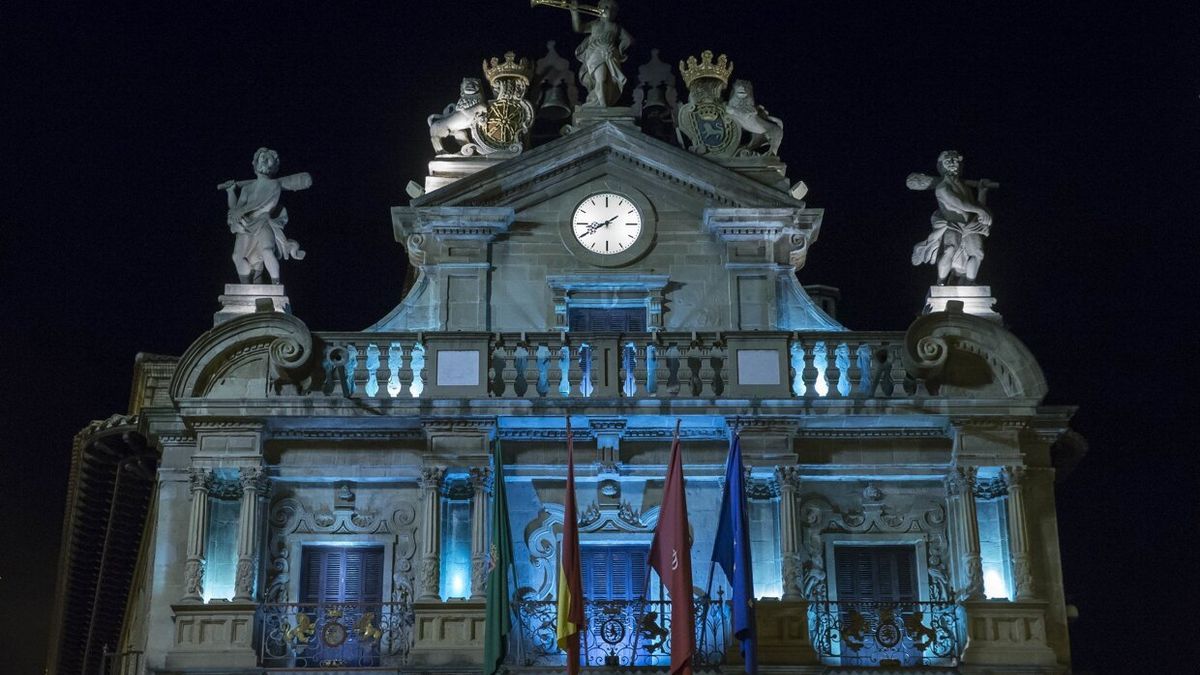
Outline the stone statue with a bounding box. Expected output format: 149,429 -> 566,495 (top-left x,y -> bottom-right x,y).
218,148 -> 312,285
724,79 -> 783,156
908,151 -> 999,285
428,78 -> 488,155
567,0 -> 632,107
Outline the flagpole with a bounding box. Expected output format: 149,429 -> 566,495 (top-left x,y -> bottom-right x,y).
631,560 -> 653,664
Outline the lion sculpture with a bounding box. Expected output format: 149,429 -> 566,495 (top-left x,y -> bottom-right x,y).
428,78 -> 488,155
724,79 -> 784,156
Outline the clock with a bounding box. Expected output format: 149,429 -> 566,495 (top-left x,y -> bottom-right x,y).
571,192 -> 644,255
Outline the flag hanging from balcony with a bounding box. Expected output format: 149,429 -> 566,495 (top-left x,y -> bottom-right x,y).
649,420 -> 695,675
483,439 -> 514,675
711,433 -> 758,674
556,417 -> 585,674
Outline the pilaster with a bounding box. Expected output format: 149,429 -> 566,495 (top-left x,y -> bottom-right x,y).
182,468 -> 213,603
1002,465 -> 1036,600
418,466 -> 446,601
774,465 -> 802,601
950,466 -> 985,601
468,466 -> 491,601
233,466 -> 270,601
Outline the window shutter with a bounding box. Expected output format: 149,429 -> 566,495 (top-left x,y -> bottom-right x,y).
834,546 -> 918,603
300,546 -> 386,604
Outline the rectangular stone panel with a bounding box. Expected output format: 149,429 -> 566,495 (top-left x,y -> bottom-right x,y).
436,350 -> 480,386
737,349 -> 782,385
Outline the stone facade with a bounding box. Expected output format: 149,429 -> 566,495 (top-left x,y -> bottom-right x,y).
48,20 -> 1083,675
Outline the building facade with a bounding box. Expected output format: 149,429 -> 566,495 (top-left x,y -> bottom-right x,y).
48,19 -> 1084,675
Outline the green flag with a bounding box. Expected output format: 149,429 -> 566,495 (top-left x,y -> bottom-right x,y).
483,439 -> 515,675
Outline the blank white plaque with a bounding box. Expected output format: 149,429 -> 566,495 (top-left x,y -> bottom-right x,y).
436,350 -> 480,386
737,349 -> 781,385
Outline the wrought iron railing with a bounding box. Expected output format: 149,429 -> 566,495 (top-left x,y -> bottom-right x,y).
513,593 -> 729,668
259,602 -> 414,670
809,600 -> 960,668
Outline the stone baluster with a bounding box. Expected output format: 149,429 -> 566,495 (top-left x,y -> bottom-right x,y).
183,468 -> 214,602
468,467 -> 491,600
846,341 -> 864,395
800,339 -> 818,397
775,465 -> 802,600
951,466 -> 985,600
418,467 -> 446,600
234,466 -> 270,601
823,341 -> 842,398
1002,466 -> 1036,599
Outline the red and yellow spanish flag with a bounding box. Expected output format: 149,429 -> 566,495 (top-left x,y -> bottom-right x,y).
556,417 -> 585,674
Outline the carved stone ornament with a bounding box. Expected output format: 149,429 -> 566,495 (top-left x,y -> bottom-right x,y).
907,150 -> 999,286
264,496 -> 417,603
217,147 -> 312,284
184,558 -> 206,598
189,467 -> 214,493
798,494 -> 952,604
428,53 -> 535,157
522,502 -> 656,599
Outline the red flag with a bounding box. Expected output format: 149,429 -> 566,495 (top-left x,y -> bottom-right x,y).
556,417 -> 585,674
649,420 -> 695,675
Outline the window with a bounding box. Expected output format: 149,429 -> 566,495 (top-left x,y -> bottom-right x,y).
300,546 -> 385,603
568,307 -> 647,332
581,545 -> 649,601
834,545 -> 918,603
976,498 -> 1012,599
749,498 -> 782,598
203,497 -> 239,602
440,494 -> 472,599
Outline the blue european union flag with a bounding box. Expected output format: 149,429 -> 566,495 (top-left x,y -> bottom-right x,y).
711,434 -> 757,673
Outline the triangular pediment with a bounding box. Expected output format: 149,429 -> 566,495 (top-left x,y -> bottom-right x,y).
411,122 -> 804,211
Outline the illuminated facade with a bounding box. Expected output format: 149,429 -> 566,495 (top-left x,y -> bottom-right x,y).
48,28 -> 1084,675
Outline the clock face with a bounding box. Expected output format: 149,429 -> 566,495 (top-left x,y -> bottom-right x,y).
572,192 -> 643,255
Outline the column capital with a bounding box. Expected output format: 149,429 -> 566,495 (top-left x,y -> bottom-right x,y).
189,467 -> 214,493
468,466 -> 492,491
1001,465 -> 1027,488
774,465 -> 802,490
419,466 -> 447,490
238,466 -> 271,494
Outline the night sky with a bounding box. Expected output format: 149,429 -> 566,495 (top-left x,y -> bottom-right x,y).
3,1 -> 1196,672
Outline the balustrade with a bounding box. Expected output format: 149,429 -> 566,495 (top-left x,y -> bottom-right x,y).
309,331 -> 940,402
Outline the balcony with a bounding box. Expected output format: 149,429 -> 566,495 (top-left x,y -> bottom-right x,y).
259,602 -> 414,670
513,595 -> 730,668
312,330 -> 930,402
808,600 -> 961,668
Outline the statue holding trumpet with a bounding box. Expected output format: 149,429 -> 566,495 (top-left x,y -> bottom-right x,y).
531,0 -> 631,107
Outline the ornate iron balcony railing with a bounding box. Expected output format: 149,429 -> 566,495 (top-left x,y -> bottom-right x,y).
809,600 -> 960,668
259,601 -> 414,670
513,594 -> 729,668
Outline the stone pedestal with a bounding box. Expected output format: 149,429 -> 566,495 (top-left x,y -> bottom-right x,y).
425,156 -> 507,193
959,600 -> 1058,667
409,600 -> 485,666
166,602 -> 258,670
924,285 -> 1001,322
571,105 -> 638,128
215,284 -> 291,326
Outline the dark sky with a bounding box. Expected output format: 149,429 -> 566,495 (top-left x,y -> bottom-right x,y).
2,1 -> 1197,672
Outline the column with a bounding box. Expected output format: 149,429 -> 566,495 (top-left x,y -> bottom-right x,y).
951,466 -> 985,600
1002,466 -> 1035,599
183,468 -> 213,602
233,466 -> 269,601
468,466 -> 491,601
418,466 -> 446,601
775,465 -> 802,600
